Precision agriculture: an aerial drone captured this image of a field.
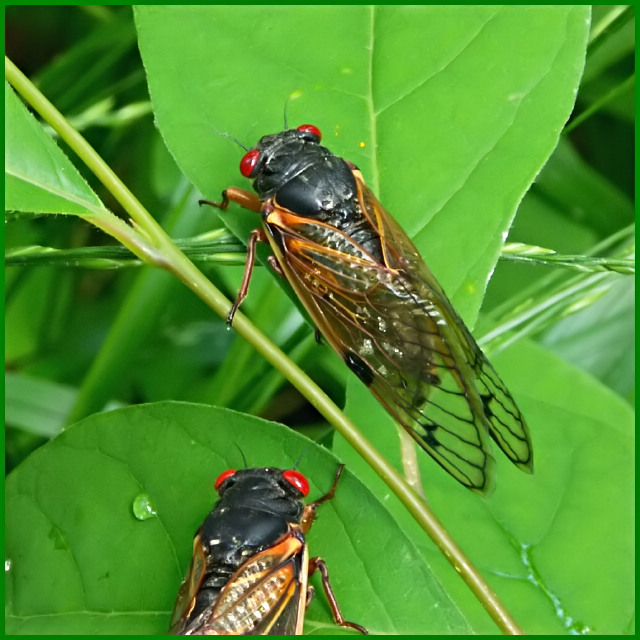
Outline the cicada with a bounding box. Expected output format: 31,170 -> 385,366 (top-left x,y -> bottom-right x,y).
170,464 -> 366,635
203,124 -> 533,492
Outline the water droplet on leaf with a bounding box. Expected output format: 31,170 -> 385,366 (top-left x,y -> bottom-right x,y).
569,621 -> 591,635
132,493 -> 157,521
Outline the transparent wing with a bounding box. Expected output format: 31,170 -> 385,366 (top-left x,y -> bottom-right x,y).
266,175 -> 532,492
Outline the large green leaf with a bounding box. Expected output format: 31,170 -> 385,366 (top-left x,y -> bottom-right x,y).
135,4 -> 590,323
336,339 -> 634,634
5,402 -> 471,635
5,82 -> 105,217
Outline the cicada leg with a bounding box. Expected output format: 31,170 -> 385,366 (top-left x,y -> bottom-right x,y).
299,465 -> 367,633
300,464 -> 344,532
199,187 -> 262,213
200,188 -> 301,325
307,556 -> 368,634
224,227 -> 272,324
199,188 -> 269,324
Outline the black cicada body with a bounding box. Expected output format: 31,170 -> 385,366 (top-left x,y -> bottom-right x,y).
170,465 -> 365,635
205,125 -> 533,493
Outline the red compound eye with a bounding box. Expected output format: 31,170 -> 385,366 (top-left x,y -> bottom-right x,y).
214,469 -> 237,492
240,149 -> 261,178
282,470 -> 310,496
297,124 -> 322,141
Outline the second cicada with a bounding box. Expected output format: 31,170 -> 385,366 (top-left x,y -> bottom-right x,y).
170,465 -> 366,635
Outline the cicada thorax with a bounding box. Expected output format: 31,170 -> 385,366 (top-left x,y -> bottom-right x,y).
245,127 -> 384,264
170,466 -> 366,635
206,124 -> 533,493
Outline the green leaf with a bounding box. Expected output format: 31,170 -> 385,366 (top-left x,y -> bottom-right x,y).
5,402 -> 471,635
135,4 -> 590,324
5,82 -> 105,217
336,339 -> 634,634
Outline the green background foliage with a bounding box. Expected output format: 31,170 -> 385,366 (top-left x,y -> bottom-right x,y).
5,5 -> 634,635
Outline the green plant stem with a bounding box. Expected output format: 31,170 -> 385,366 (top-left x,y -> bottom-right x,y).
479,231 -> 634,354
6,56 -> 523,634
4,234 -> 246,268
501,242 -> 634,274
564,73 -> 634,134
5,57 -> 157,264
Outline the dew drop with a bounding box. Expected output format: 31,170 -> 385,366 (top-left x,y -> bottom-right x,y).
569,621 -> 592,635
5,559 -> 11,573
132,493 -> 157,521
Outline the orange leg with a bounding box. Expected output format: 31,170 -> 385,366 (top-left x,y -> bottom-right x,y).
227,227 -> 270,324
299,466 -> 366,633
199,187 -> 267,324
308,556 -> 368,634
199,187 -> 262,213
301,465 -> 344,532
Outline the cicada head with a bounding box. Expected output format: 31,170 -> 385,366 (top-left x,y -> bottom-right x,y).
239,125 -> 324,200
213,467 -> 310,521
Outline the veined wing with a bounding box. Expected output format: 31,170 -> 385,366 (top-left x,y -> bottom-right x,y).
265,177 -> 532,492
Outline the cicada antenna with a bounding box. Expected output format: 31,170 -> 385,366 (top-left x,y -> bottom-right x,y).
213,131 -> 249,152
292,444 -> 314,470
233,443 -> 249,469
